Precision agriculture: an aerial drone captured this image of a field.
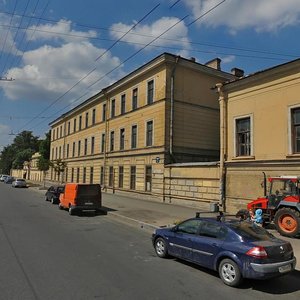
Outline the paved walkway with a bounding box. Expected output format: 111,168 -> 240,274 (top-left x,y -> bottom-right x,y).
30,182 -> 300,270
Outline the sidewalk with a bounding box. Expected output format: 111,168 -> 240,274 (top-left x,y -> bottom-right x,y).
29,182 -> 300,271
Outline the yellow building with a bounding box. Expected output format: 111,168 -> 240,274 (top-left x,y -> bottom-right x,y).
217,58 -> 300,212
49,53 -> 235,202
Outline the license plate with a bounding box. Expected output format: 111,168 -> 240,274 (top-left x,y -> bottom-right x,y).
85,202 -> 93,205
279,264 -> 291,273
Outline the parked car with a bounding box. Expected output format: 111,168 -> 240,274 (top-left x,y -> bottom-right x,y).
59,183 -> 102,215
152,214 -> 296,287
4,176 -> 15,184
45,185 -> 65,204
12,178 -> 27,188
0,174 -> 9,182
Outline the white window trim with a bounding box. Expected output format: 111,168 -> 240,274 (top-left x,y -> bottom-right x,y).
145,119 -> 154,147
288,104 -> 300,154
233,114 -> 253,157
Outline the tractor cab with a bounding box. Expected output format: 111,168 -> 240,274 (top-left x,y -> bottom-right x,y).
267,176 -> 300,209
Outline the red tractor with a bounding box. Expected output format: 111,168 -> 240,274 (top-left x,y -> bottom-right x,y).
245,174 -> 300,237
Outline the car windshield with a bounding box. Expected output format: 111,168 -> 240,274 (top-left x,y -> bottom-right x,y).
228,221 -> 275,241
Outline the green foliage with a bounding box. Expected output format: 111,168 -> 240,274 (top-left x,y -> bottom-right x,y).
37,156 -> 50,172
39,131 -> 50,160
12,149 -> 35,169
50,159 -> 67,176
0,145 -> 16,174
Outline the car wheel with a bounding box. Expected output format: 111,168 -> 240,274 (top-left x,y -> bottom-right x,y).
69,207 -> 75,216
154,237 -> 168,258
58,203 -> 64,210
219,258 -> 242,287
51,197 -> 56,204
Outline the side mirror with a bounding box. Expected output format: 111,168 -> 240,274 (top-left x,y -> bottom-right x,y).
171,226 -> 178,232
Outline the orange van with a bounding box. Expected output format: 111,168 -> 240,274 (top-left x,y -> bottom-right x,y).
59,183 -> 102,215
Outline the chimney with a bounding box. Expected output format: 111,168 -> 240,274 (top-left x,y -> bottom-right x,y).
190,57 -> 196,62
205,58 -> 221,70
231,67 -> 244,78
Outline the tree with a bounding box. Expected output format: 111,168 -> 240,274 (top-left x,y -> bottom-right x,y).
37,156 -> 50,187
39,131 -> 50,160
0,145 -> 16,174
12,149 -> 35,169
50,159 -> 67,183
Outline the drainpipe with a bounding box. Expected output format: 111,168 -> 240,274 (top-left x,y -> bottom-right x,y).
103,90 -> 109,192
170,56 -> 180,161
216,83 -> 226,211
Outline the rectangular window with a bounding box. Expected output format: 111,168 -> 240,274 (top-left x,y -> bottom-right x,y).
130,166 -> 136,190
84,138 -> 88,155
109,166 -> 114,187
100,166 -> 104,185
120,128 -> 125,150
66,144 -> 69,158
118,166 -> 124,188
132,88 -> 138,110
236,117 -> 251,156
79,115 -> 82,130
73,118 -> 77,132
110,131 -> 114,151
55,147 -> 58,159
111,99 -> 115,118
78,140 -> 81,156
147,79 -> 154,104
146,120 -> 153,146
145,165 -> 152,192
92,108 -> 96,125
72,142 -> 76,157
65,168 -> 68,183
292,107 -> 300,153
103,103 -> 106,121
59,146 -> 61,159
68,121 -> 70,135
76,167 -> 80,183
83,167 -> 86,183
131,125 -> 137,149
91,136 -> 95,154
85,112 -> 89,128
121,94 -> 126,115
60,126 -> 62,138
71,168 -> 74,182
101,133 -> 105,153
90,167 -> 94,184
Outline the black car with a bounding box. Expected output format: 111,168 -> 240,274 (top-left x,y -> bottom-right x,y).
45,185 -> 65,204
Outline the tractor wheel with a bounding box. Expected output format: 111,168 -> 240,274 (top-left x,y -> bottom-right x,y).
274,207 -> 300,237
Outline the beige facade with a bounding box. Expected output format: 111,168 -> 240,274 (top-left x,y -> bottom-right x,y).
217,59 -> 300,212
49,53 -> 234,207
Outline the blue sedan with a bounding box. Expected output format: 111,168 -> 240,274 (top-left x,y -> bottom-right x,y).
152,215 -> 296,287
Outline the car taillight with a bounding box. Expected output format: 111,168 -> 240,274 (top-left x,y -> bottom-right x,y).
246,246 -> 268,258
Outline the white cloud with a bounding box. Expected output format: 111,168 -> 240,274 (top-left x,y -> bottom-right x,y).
3,41 -> 121,102
109,16 -> 190,51
183,0 -> 300,32
221,55 -> 235,64
26,19 -> 97,42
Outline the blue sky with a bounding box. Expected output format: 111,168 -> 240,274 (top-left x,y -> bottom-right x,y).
1,0 -> 300,149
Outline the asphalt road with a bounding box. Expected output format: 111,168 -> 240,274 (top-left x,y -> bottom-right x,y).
0,183 -> 300,300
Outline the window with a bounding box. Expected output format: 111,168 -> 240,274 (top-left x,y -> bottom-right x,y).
102,103 -> 106,121
131,125 -> 137,149
60,126 -> 62,138
73,118 -> 77,132
121,94 -> 126,115
83,167 -> 86,183
119,166 -> 124,188
146,120 -> 153,146
71,168 -> 74,182
76,168 -> 80,183
130,166 -> 136,190
84,138 -> 88,155
90,167 -> 94,184
100,166 -> 104,185
91,136 -> 95,154
132,88 -> 138,110
101,133 -> 105,153
59,146 -> 61,159
199,221 -> 227,239
65,168 -> 68,182
72,142 -> 76,157
177,219 -> 202,235
147,79 -> 154,104
55,147 -> 58,159
235,117 -> 251,156
92,108 -> 96,125
79,115 -> 82,130
292,107 -> 300,153
78,140 -> 81,157
111,99 -> 115,118
120,128 -> 125,150
67,121 -> 70,135
110,131 -> 114,151
85,112 -> 89,128
109,166 -> 114,187
66,144 -> 69,158
145,165 -> 152,192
